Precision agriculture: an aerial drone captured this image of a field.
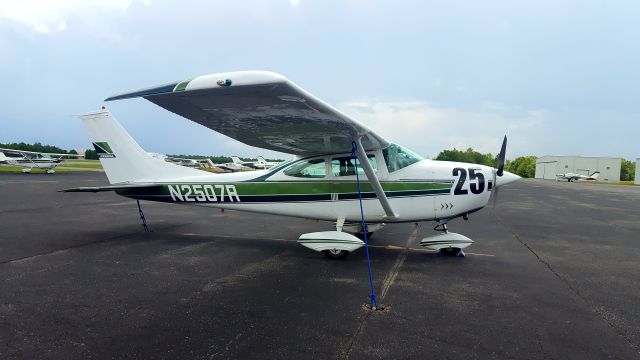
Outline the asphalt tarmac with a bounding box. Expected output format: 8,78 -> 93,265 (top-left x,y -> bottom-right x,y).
1,173 -> 639,359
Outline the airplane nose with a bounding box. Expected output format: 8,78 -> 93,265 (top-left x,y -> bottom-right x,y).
495,171 -> 521,188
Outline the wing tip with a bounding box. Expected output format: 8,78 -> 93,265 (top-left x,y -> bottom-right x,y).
104,82 -> 180,102
104,70 -> 289,102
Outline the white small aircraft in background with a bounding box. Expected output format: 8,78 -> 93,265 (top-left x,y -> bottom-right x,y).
207,156 -> 249,172
152,153 -> 279,172
0,148 -> 82,173
556,171 -> 600,182
65,71 -> 520,258
166,157 -> 211,169
248,156 -> 282,169
233,156 -> 282,170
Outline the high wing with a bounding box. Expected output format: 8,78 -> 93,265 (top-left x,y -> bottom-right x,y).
0,147 -> 82,159
104,71 -> 388,156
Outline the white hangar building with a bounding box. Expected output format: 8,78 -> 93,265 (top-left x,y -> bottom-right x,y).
535,155 -> 621,182
635,158 -> 639,185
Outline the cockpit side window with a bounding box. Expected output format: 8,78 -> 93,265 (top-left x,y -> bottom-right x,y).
382,144 -> 423,172
331,155 -> 377,177
283,158 -> 326,178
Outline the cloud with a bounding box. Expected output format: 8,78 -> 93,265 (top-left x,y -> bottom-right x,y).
0,0 -> 146,33
338,99 -> 550,159
289,0 -> 301,6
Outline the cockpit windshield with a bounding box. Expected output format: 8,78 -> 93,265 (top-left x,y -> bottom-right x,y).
382,144 -> 423,172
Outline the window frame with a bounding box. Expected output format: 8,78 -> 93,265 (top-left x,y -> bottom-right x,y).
329,154 -> 378,178
282,157 -> 328,179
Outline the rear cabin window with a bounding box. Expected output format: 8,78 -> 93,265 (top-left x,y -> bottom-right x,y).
331,155 -> 377,177
383,144 -> 423,172
283,158 -> 326,178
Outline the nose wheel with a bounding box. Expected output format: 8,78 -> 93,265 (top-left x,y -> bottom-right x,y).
323,249 -> 350,259
429,220 -> 466,257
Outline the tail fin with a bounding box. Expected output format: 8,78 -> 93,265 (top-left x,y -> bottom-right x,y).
257,156 -> 266,164
231,156 -> 242,165
81,109 -> 206,184
0,152 -> 8,161
589,171 -> 600,179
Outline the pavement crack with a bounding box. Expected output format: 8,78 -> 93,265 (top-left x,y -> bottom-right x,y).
337,311 -> 372,360
0,223 -> 192,266
498,217 -> 640,354
0,200 -> 132,215
380,225 -> 418,300
337,225 -> 417,360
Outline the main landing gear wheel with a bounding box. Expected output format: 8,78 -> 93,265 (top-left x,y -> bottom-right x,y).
322,249 -> 350,259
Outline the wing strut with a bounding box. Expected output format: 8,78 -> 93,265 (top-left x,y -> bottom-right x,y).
354,137 -> 399,220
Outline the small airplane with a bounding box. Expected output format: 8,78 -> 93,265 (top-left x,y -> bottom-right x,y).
233,156 -> 282,170
149,154 -> 232,171
0,148 -> 82,173
166,157 -> 210,169
556,171 -> 600,182
65,71 -> 520,258
208,157 -> 250,172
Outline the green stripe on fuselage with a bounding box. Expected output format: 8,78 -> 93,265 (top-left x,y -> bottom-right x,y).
115,181 -> 452,202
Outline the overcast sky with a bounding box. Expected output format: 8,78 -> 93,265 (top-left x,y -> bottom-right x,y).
0,0 -> 638,160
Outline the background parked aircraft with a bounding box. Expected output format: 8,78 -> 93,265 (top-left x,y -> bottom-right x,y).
557,171 -> 600,182
234,156 -> 282,170
0,148 -> 82,173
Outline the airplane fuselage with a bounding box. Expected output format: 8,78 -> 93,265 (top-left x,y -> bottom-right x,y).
114,156 -> 511,223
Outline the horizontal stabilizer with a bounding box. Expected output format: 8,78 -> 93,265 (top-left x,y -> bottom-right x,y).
61,184 -> 160,193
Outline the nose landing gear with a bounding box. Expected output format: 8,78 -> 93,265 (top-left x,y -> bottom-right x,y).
419,220 -> 472,257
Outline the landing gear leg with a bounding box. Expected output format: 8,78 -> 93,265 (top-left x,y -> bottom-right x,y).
433,221 -> 449,233
137,200 -> 150,233
355,222 -> 373,240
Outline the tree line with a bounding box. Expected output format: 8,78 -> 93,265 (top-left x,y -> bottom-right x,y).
0,142 -> 77,155
434,147 -> 537,178
434,147 -> 636,181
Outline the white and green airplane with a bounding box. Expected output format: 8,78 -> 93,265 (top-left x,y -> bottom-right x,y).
65,71 -> 520,258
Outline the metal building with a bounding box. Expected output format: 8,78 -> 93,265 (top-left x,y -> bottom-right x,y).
535,155 -> 621,182
635,158 -> 639,185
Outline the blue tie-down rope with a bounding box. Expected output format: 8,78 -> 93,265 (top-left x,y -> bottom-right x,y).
137,200 -> 150,233
351,141 -> 379,310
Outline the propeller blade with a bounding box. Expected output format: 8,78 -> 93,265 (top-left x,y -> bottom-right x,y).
492,168 -> 498,207
497,135 -> 507,177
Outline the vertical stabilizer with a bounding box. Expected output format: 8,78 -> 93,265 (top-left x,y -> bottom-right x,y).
81,109 -> 206,184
